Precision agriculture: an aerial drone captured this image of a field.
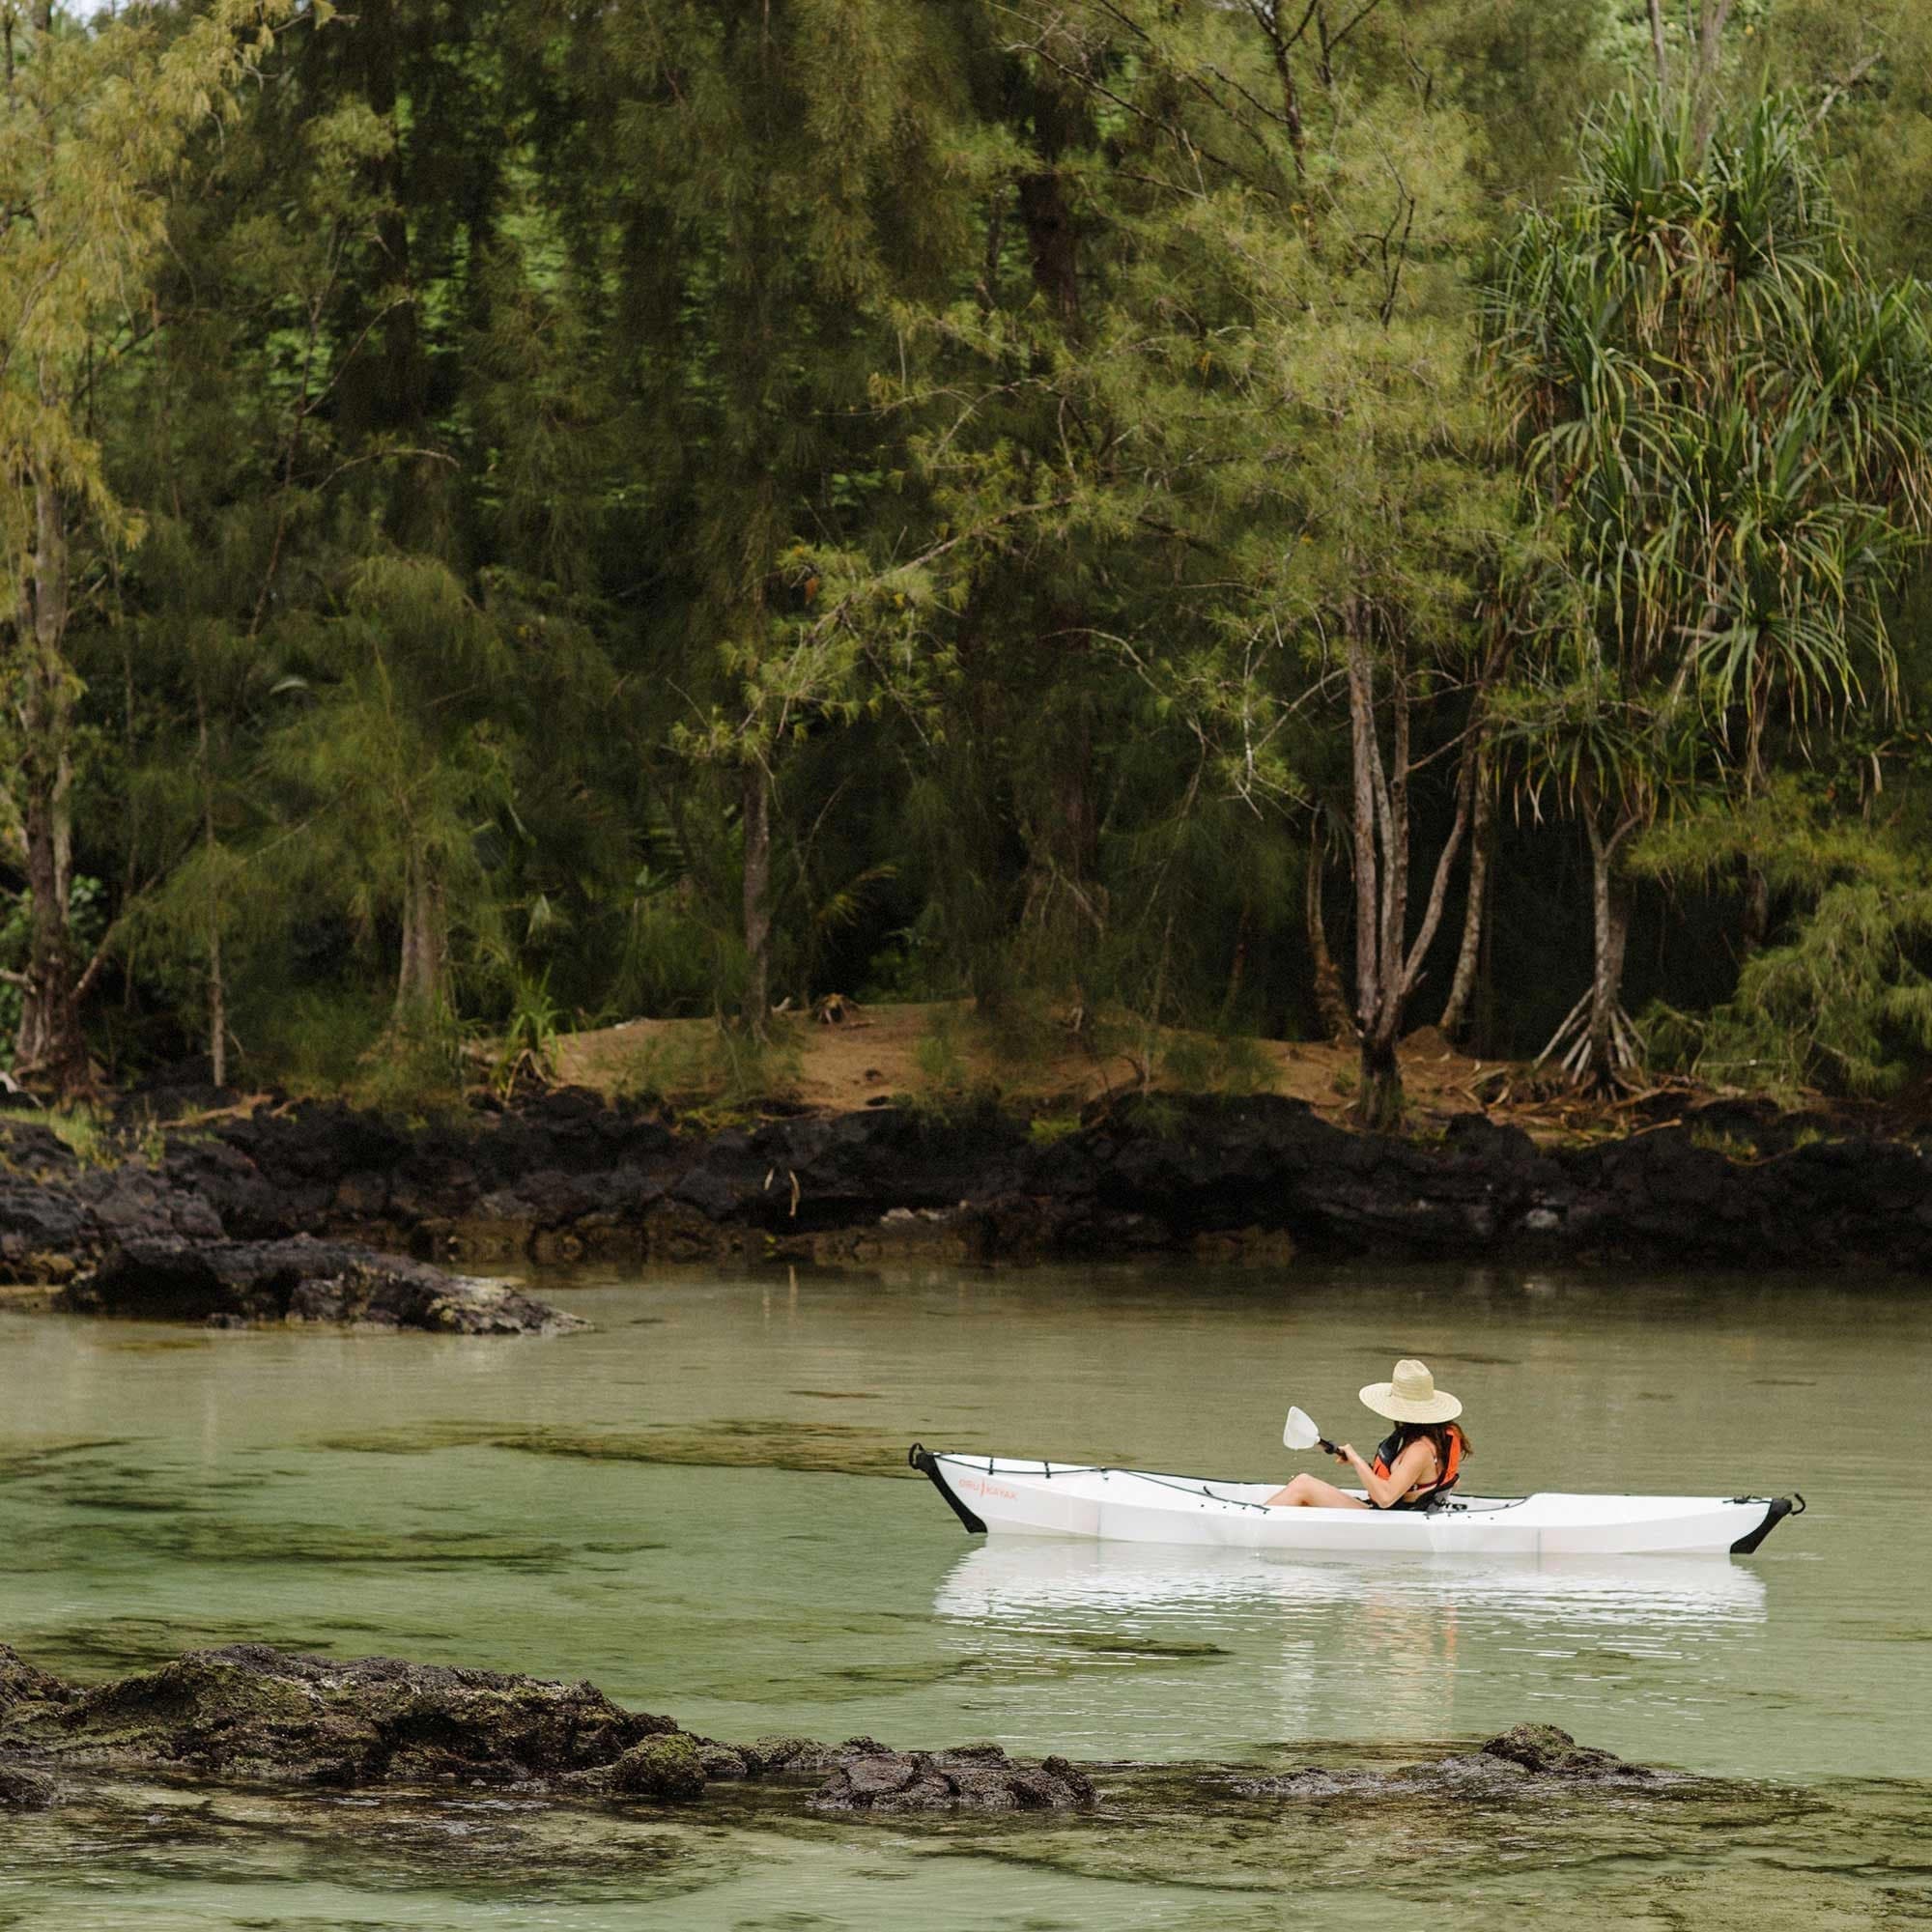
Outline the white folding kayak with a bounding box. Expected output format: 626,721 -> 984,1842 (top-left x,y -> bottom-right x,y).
908,1446 -> 1802,1558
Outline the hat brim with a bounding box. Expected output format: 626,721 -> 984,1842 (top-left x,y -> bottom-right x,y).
1359,1380 -> 1462,1423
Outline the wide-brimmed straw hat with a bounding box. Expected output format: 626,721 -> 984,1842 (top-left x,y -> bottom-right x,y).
1359,1358 -> 1462,1424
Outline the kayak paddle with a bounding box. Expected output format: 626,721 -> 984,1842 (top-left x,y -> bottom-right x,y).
1283,1406 -> 1342,1457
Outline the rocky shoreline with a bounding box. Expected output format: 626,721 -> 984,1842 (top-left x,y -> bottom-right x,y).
0,1640 -> 1675,1820
2,1088 -> 1930,1304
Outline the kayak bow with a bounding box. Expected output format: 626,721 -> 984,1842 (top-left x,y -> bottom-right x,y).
907,1446 -> 1802,1558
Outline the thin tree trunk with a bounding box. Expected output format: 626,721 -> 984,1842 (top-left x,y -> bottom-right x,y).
1584,810 -> 1632,1091
741,761 -> 772,1033
1345,623 -> 1381,1037
1645,0 -> 1669,91
1341,611 -> 1475,1128
1438,743 -> 1492,1040
1690,0 -> 1735,156
1306,824 -> 1354,1045
1356,1023 -> 1403,1133
195,677 -> 226,1087
1344,619 -> 1405,1131
14,457 -> 87,1094
1741,866 -> 1770,953
394,841 -> 448,1021
1016,74 -> 1080,327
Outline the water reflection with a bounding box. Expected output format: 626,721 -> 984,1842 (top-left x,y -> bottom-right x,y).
937,1539 -> 1768,1746
936,1539 -> 1768,1625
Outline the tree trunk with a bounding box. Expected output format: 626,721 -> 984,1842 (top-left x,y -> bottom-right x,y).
394,842 -> 448,1021
1306,823 -> 1354,1044
1016,73 -> 1080,327
1438,743 -> 1492,1040
195,679 -> 226,1088
1343,617 -> 1400,1127
1340,610 -> 1472,1128
1344,624 -> 1382,1033
13,460 -> 87,1094
1356,1020 -> 1403,1133
1584,812 -> 1632,1091
1741,865 -> 1770,953
741,761 -> 772,1032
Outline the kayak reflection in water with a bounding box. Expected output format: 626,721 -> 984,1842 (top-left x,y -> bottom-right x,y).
1265,1358 -> 1471,1510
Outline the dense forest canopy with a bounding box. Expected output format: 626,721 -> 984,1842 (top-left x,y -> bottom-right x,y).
4,0 -> 1932,1121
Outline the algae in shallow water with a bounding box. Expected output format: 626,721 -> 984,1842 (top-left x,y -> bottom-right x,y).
315,1416 -> 918,1480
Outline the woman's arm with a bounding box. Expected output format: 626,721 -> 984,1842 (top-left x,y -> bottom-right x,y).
1335,1438 -> 1435,1509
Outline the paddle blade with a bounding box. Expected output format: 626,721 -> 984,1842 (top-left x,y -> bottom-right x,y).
1283,1406 -> 1321,1451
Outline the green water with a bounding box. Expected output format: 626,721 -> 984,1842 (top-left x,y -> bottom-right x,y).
2,1262 -> 1928,1928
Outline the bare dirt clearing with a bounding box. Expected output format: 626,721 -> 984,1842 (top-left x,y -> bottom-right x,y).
550,1001 -> 1601,1134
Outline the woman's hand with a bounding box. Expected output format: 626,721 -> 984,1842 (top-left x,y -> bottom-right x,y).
1332,1442 -> 1357,1467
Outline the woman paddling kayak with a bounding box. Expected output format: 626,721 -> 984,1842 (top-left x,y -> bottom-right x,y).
1264,1358 -> 1470,1511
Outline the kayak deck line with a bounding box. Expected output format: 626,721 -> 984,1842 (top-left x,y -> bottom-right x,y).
910,1446 -> 1803,1559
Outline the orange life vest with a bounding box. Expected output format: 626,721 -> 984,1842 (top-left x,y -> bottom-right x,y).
1371,1427 -> 1463,1509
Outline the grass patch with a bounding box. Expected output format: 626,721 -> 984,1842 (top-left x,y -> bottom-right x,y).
0,1104 -> 115,1167
1159,1029 -> 1274,1098
905,1007 -> 1002,1125
1028,1110 -> 1083,1147
607,1019 -> 803,1115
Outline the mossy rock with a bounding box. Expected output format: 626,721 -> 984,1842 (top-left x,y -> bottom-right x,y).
610,1732 -> 705,1803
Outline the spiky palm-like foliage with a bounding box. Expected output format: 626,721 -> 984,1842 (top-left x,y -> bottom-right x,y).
1486,94 -> 1932,1089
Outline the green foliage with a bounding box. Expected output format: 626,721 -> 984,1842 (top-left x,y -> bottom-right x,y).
4,0 -> 1932,1109
0,880 -> 104,1070
1649,873 -> 1932,1097
1639,783 -> 1932,1096
606,1021 -> 802,1115
1489,95 -> 1932,810
1159,1030 -> 1275,1099
1027,1111 -> 1083,1148
493,970 -> 565,1097
247,987 -> 388,1098
911,1011 -> 972,1102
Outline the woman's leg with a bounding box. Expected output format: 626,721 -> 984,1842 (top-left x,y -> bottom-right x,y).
1264,1473 -> 1370,1509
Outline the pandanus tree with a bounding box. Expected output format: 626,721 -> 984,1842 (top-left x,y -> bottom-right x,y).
1485,95 -> 1932,1090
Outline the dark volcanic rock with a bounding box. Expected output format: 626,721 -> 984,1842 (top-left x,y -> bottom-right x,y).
810,1740 -> 1095,1815
1480,1721 -> 1646,1780
608,1734 -> 706,1802
4,1646 -> 668,1788
0,1642 -> 1691,1833
1232,1724 -> 1665,1800
0,1645 -> 73,1714
11,1084 -> 1932,1281
64,1237 -> 586,1335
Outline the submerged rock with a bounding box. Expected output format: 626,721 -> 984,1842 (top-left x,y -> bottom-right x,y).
64,1236 -> 586,1335
1481,1721 -> 1648,1780
1230,1723 -> 1666,1801
810,1741 -> 1096,1814
0,1763 -> 57,1808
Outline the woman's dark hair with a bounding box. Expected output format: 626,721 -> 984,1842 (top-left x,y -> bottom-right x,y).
1393,1421 -> 1472,1463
